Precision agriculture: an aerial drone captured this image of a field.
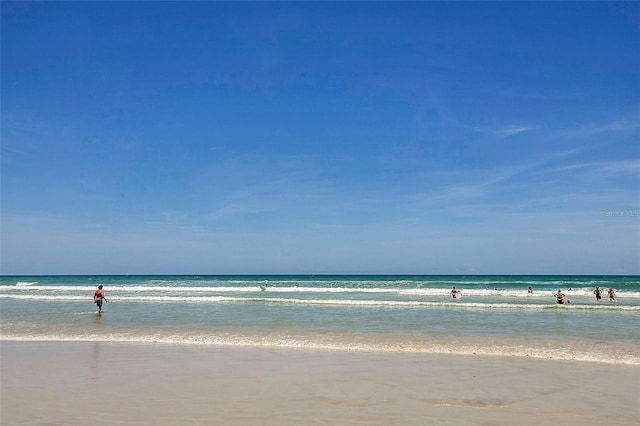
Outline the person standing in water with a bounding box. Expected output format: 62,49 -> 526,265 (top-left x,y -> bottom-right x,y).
594,286 -> 602,302
555,289 -> 565,304
607,287 -> 616,302
94,285 -> 107,313
450,286 -> 460,299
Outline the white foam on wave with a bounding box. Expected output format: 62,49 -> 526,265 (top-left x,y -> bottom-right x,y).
2,293 -> 639,311
0,285 -> 97,292
3,284 -> 639,299
0,285 -> 401,293
3,332 -> 638,366
15,282 -> 38,286
0,295 -> 93,301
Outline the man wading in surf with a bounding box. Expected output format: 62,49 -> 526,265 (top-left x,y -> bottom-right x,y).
94,285 -> 108,313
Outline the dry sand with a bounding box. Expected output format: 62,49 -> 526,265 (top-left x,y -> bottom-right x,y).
1,341 -> 638,425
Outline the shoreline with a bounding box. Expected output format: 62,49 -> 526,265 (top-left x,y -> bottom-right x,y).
3,335 -> 639,366
2,341 -> 639,425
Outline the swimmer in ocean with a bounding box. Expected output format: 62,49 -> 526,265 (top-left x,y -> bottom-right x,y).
594,286 -> 602,301
555,290 -> 565,304
450,286 -> 460,299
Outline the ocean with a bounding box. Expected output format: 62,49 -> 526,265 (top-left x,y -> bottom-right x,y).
1,275 -> 639,365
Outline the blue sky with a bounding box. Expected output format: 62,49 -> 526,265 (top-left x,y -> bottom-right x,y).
2,2 -> 639,275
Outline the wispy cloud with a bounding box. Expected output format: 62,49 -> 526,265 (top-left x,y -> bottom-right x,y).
432,161 -> 541,201
493,126 -> 538,137
561,119 -> 640,138
599,160 -> 640,176
546,160 -> 640,176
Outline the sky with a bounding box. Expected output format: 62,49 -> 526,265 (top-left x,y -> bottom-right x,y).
1,2 -> 639,275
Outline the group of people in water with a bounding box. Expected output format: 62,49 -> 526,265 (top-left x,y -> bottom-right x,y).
553,286 -> 616,305
593,286 -> 615,302
448,285 -> 618,305
93,284 -> 618,311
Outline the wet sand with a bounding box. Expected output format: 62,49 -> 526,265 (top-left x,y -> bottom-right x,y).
1,341 -> 638,425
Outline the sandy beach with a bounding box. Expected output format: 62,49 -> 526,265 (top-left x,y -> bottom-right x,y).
1,341 -> 638,425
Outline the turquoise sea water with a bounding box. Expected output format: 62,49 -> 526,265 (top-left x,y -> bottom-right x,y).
1,275 -> 639,365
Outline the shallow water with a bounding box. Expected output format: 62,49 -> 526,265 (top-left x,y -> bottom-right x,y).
2,275 -> 639,364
